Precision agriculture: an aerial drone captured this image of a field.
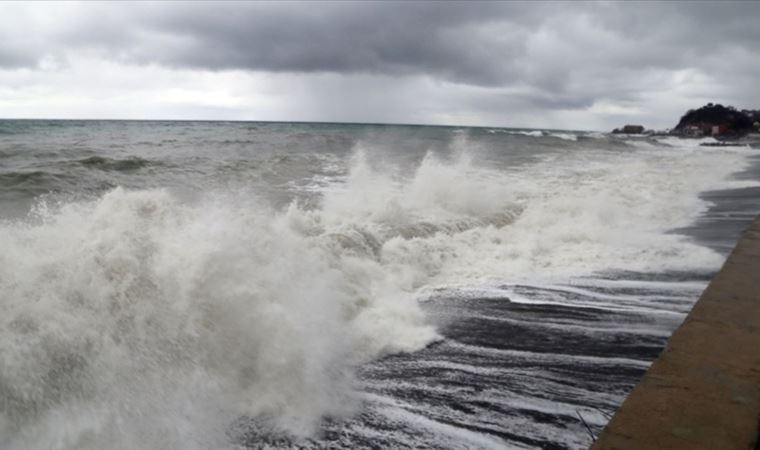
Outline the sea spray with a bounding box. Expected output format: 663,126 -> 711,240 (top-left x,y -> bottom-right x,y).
0,186 -> 438,449
1,135 -> 758,449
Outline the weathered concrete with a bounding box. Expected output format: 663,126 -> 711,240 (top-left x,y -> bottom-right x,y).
592,217 -> 760,450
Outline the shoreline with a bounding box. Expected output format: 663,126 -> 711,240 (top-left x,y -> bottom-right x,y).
592,216 -> 760,449
676,149 -> 760,255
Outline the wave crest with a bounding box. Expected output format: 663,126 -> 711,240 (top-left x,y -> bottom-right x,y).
1,141 -> 757,448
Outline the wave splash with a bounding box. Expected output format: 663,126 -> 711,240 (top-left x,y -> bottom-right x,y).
0,150 -> 519,449
0,143 -> 755,448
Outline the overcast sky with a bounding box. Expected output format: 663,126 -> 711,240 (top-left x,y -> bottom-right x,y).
1,1 -> 759,130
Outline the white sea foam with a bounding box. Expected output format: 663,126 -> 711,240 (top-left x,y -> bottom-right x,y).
369,143 -> 758,286
547,132 -> 578,141
656,136 -> 718,147
0,138 -> 757,448
0,188 -> 438,449
493,129 -> 577,140
487,129 -> 545,137
512,130 -> 544,137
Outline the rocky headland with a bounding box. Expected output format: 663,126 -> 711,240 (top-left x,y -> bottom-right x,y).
672,103 -> 760,139
612,103 -> 760,139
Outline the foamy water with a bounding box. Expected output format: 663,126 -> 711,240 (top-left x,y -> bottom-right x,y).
1,121 -> 758,449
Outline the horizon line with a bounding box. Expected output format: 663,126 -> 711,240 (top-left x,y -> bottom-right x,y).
0,117 -> 596,133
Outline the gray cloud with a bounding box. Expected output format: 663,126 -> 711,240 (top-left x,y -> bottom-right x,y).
64,2 -> 538,86
1,1 -> 759,128
53,2 -> 760,83
0,48 -> 33,68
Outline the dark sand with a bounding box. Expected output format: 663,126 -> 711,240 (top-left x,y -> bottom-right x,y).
592,217 -> 760,449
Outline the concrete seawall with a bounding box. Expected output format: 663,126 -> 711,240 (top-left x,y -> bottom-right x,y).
592,217 -> 760,450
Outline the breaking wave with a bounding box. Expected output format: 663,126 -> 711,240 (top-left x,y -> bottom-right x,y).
0,142 -> 757,449
548,132 -> 577,141
486,129 -> 578,141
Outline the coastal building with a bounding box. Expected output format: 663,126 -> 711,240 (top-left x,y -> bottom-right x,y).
711,124 -> 729,136
682,125 -> 703,137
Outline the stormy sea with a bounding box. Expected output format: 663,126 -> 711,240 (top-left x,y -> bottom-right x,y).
1,120 -> 759,450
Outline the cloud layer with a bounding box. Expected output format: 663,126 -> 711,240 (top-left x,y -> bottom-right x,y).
1,1 -> 759,129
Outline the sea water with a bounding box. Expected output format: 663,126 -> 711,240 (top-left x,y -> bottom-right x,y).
1,120 -> 758,449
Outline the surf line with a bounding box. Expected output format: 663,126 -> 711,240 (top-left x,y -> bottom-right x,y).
592,216 -> 760,449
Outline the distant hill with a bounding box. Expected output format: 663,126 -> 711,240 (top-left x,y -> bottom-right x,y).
673,103 -> 760,138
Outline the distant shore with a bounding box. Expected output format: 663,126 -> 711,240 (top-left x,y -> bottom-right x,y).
613,103 -> 760,140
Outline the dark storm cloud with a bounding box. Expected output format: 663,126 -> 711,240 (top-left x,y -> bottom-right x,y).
69,2 -> 760,84
3,2 -> 760,87
1,1 -> 760,127
60,2 -> 544,86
